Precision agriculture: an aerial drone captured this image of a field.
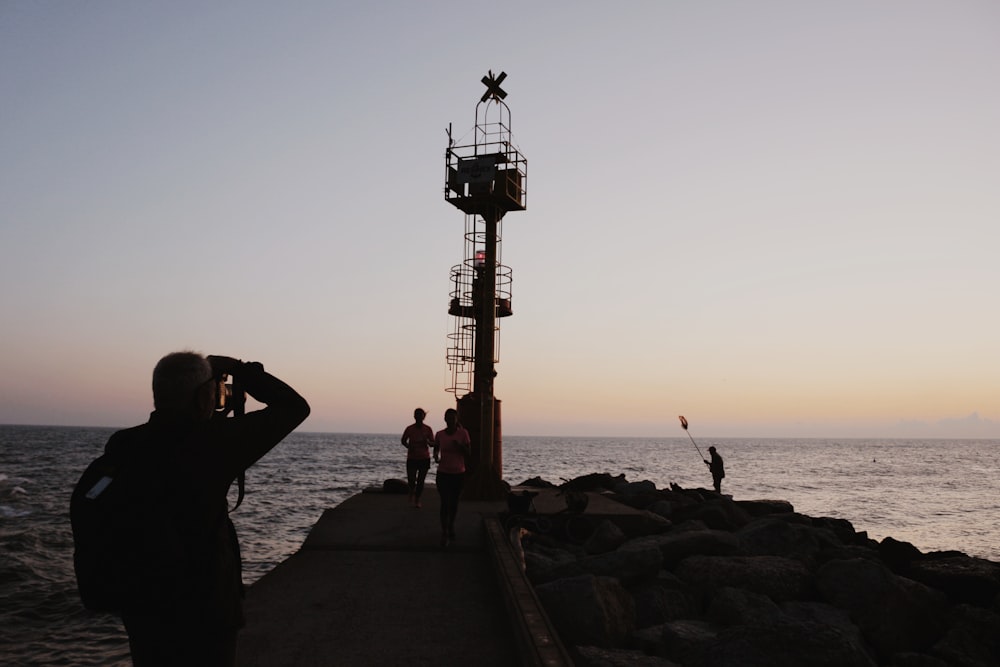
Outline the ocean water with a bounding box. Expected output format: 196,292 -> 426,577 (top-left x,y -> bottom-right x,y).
1,425 -> 997,666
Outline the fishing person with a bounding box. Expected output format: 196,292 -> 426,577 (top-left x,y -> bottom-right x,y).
400,407 -> 434,508
432,408 -> 471,548
85,352 -> 309,666
705,445 -> 725,493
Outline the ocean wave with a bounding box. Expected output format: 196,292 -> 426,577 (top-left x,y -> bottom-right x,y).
1,504 -> 33,518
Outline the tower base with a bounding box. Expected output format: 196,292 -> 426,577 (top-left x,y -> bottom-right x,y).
457,393 -> 507,501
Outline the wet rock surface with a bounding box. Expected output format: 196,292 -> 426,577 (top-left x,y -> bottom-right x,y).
510,474 -> 1000,667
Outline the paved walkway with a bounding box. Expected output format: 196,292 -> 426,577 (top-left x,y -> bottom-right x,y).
236,488 -> 549,666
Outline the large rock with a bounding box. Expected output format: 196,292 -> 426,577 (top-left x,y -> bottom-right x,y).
516,476 -> 557,488
704,620 -> 877,667
736,516 -> 844,565
780,600 -> 863,645
628,529 -> 739,569
655,619 -> 717,667
535,574 -> 635,648
906,555 -> 1000,606
524,540 -> 581,584
929,603 -> 1000,667
809,515 -> 862,545
630,571 -> 693,629
734,498 -> 795,516
612,479 -> 658,498
816,558 -> 946,661
381,478 -> 408,493
706,586 -> 783,627
528,541 -> 662,586
572,544 -> 664,585
584,519 -> 628,555
640,601 -> 876,667
879,536 -> 924,572
669,498 -> 752,531
675,555 -> 812,603
560,473 -> 625,493
646,499 -> 677,520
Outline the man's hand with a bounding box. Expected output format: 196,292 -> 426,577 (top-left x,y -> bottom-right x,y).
207,355 -> 242,378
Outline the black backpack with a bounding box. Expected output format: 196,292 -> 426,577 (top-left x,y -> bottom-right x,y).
70,429 -> 245,613
70,436 -> 187,613
70,448 -> 140,612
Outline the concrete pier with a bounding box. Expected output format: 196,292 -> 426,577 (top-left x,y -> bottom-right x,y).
236,487 -> 621,666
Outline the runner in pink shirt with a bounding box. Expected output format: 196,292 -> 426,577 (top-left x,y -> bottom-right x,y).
433,408 -> 471,547
400,408 -> 434,508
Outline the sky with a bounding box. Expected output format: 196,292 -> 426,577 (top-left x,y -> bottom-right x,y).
2,1 -> 998,439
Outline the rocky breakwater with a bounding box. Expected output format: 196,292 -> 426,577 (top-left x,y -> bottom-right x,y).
510,473 -> 1000,667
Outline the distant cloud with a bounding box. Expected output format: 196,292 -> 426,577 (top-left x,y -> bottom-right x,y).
895,412 -> 999,438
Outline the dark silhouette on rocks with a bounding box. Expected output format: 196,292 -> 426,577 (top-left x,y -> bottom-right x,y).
509,474 -> 1000,667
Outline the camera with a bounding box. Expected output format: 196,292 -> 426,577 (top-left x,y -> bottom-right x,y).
214,375 -> 232,411
213,373 -> 245,413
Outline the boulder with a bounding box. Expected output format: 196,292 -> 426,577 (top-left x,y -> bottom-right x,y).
507,489 -> 539,514
381,478 -> 408,494
656,619 -> 717,667
669,498 -> 752,531
906,555 -> 1000,606
737,516 -> 844,565
929,603 -> 1000,666
535,574 -> 635,648
523,540 -> 581,585
573,543 -> 663,585
735,499 -> 795,516
629,529 -> 739,569
705,620 -> 877,667
584,519 -> 628,555
706,586 -> 783,627
560,473 -> 625,493
612,479 -> 658,497
879,536 -> 924,572
810,516 -> 862,545
645,499 -> 675,519
630,573 -> 693,628
517,476 -> 557,488
816,558 -> 946,661
780,600 -> 863,645
675,555 -> 812,603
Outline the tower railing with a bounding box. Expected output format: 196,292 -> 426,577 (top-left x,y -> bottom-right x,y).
445,122 -> 527,215
445,213 -> 512,395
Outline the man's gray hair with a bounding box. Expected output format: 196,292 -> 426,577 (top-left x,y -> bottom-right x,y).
152,351 -> 213,411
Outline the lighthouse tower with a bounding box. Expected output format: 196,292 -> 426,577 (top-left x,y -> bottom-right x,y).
443,71 -> 527,500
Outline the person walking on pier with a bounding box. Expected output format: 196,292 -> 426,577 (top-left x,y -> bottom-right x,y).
400,407 -> 434,508
433,408 -> 470,547
705,445 -> 725,493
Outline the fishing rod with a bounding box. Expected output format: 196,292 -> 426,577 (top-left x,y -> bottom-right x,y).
678,415 -> 705,461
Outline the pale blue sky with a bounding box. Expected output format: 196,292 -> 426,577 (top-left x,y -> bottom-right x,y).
2,1 -> 998,438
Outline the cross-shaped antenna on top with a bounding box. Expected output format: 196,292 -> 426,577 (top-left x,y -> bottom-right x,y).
480,70 -> 508,103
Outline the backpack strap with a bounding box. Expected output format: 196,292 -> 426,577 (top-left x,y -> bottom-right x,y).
228,377 -> 247,513
231,473 -> 245,513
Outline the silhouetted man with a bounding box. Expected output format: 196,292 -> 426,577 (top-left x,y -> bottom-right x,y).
111,351 -> 309,666
705,445 -> 725,493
